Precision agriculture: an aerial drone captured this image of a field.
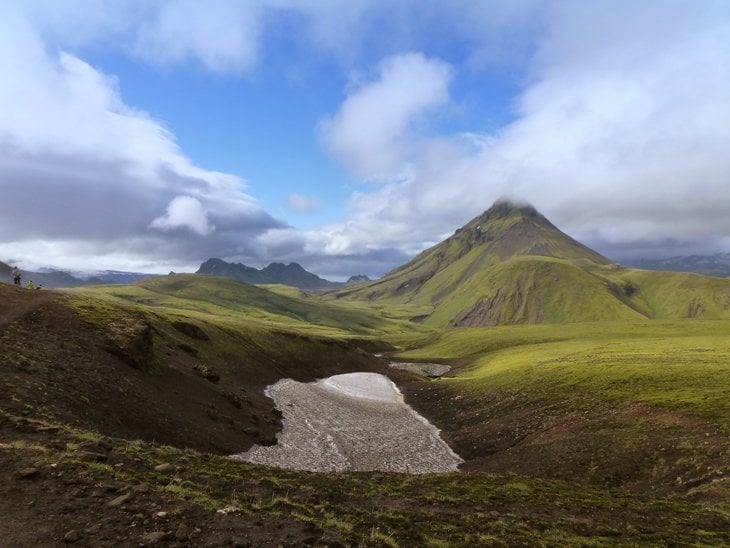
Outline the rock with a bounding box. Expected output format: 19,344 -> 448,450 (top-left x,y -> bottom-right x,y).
76,450 -> 108,462
175,524 -> 190,541
104,318 -> 156,370
140,531 -> 172,544
107,493 -> 133,507
18,467 -> 39,478
133,483 -> 151,493
193,364 -> 220,383
62,530 -> 80,543
222,391 -> 243,408
153,463 -> 174,473
83,524 -> 101,535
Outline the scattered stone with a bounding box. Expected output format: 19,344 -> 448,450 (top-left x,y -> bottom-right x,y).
0,443 -> 13,450
83,525 -> 101,535
62,530 -> 80,543
18,467 -> 39,478
193,364 -> 220,383
140,531 -> 172,544
154,463 -> 174,473
216,506 -> 241,515
107,493 -> 133,507
222,391 -> 243,408
175,524 -> 190,541
76,450 -> 108,462
156,511 -> 168,518
104,318 -> 156,370
133,483 -> 151,493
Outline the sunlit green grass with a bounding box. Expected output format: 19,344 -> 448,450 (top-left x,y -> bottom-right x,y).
68,273 -> 418,339
400,319 -> 730,426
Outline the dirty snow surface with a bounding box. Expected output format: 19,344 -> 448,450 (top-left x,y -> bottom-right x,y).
233,372 -> 462,474
388,362 -> 451,377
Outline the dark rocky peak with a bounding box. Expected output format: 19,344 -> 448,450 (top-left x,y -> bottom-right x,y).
196,258 -> 342,290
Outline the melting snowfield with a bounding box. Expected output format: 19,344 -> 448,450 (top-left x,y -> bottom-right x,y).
233,372 -> 462,473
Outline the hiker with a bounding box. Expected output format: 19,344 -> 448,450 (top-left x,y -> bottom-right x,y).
27,280 -> 35,289
12,266 -> 21,286
36,284 -> 43,290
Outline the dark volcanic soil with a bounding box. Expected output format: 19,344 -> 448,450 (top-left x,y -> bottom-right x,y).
0,284 -> 395,456
1,283 -> 729,546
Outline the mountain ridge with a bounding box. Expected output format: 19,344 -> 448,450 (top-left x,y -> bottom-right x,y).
0,260 -> 153,288
196,258 -> 343,290
625,253 -> 730,278
334,200 -> 730,327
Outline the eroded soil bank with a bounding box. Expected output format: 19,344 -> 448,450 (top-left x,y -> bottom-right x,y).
234,372 -> 462,473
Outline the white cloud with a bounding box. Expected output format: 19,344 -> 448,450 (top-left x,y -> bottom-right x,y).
301,1 -> 730,268
150,196 -> 214,236
4,0 -> 730,279
319,52 -> 453,180
286,193 -> 321,213
134,0 -> 264,73
0,4 -> 281,272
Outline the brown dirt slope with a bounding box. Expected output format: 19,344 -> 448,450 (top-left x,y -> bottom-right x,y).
2,414 -> 729,547
0,283 -> 391,455
400,370 -> 730,500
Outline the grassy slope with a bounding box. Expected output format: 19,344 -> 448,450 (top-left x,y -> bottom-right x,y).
621,268 -> 730,318
3,282 -> 730,544
70,273 -> 416,339
332,203 -> 730,327
398,319 -> 730,497
402,320 -> 730,423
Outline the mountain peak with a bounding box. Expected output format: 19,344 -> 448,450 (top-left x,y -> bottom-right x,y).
467,200 -> 550,230
442,199 -> 594,265
339,200 -> 613,317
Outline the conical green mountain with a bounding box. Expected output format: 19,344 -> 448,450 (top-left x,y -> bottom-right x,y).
336,201 -> 730,326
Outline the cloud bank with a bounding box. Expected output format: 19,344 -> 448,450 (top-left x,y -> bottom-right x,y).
2,1 -> 730,280
0,3 -> 281,272
292,0 -> 730,274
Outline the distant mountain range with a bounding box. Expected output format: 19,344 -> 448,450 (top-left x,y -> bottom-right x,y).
0,261 -> 154,288
196,258 -> 370,290
335,200 -> 730,327
624,254 -> 730,278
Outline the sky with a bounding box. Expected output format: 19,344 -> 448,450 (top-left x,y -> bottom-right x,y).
1,0 -> 730,280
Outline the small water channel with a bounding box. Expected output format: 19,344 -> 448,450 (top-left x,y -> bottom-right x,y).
232,372 -> 462,474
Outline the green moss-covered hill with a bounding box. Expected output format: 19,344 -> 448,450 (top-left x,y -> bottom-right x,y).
334,201 -> 730,326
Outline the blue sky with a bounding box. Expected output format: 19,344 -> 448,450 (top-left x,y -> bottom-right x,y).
2,1 -> 730,279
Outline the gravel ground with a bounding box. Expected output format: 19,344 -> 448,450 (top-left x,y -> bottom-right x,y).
233,373 -> 462,473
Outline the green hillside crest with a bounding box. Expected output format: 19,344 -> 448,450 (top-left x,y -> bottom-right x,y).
335,200 -> 730,326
